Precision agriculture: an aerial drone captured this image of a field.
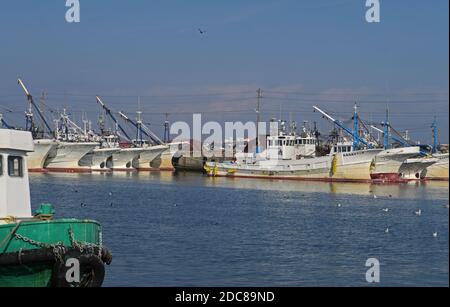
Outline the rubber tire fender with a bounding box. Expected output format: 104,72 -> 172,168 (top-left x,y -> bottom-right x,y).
50,251 -> 105,287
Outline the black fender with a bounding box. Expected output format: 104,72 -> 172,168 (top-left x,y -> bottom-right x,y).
50,250 -> 105,287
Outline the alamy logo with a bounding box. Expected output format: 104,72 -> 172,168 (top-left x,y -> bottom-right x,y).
365,0 -> 380,23
65,258 -> 80,283
365,258 -> 380,283
65,0 -> 80,23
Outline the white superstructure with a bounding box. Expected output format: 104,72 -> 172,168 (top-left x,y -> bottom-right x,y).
0,129 -> 34,219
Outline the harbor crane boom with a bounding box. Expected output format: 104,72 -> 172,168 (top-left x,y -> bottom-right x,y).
0,114 -> 13,129
313,105 -> 373,149
370,124 -> 428,155
95,96 -> 132,141
370,125 -> 411,148
17,78 -> 53,135
118,111 -> 164,145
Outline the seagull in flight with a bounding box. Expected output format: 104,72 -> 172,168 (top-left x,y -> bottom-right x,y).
198,28 -> 207,35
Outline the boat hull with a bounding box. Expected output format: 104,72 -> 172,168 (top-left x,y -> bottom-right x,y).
136,145 -> 169,171
370,147 -> 421,182
149,148 -> 177,171
206,156 -> 333,181
27,139 -> 57,172
44,142 -> 99,172
398,158 -> 438,180
422,153 -> 449,181
111,148 -> 145,171
0,219 -> 105,287
79,148 -> 120,171
331,149 -> 383,181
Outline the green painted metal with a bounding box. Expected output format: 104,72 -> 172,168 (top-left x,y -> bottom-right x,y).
0,219 -> 102,287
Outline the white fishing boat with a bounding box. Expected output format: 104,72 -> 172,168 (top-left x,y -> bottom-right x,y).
206,128 -> 388,182
330,141 -> 383,181
205,126 -> 333,180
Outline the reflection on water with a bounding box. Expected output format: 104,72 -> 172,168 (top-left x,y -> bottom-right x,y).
31,172 -> 449,200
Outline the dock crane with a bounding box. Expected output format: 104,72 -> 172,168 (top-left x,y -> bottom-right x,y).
95,96 -> 132,141
313,104 -> 374,150
17,78 -> 53,137
118,111 -> 164,146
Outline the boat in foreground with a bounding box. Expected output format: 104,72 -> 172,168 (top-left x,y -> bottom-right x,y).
0,129 -> 111,287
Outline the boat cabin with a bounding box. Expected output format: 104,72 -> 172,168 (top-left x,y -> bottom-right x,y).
266,133 -> 317,160
234,123 -> 318,163
0,129 -> 34,220
330,141 -> 354,154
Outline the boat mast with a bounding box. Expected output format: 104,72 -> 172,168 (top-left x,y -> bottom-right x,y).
383,107 -> 390,149
136,96 -> 143,146
431,116 -> 438,154
118,111 -> 163,145
313,105 -> 373,149
352,103 -> 359,150
164,113 -> 170,143
95,95 -> 132,141
256,88 -> 263,153
136,110 -> 143,146
17,78 -> 53,137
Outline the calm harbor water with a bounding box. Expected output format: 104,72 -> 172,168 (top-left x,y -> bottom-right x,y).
29,172 -> 449,287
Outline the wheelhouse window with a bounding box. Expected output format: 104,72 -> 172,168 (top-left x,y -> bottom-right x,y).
0,155 -> 3,176
8,156 -> 23,177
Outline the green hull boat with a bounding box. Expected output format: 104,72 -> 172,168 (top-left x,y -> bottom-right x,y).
1,128 -> 112,287
0,217 -> 112,287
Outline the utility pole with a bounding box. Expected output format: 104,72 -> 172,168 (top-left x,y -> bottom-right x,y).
256,88 -> 263,153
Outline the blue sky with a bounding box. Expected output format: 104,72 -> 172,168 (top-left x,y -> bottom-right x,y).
0,0 -> 448,143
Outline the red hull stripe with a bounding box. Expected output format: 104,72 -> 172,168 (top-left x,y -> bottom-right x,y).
45,168 -> 92,173
208,173 -> 429,183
